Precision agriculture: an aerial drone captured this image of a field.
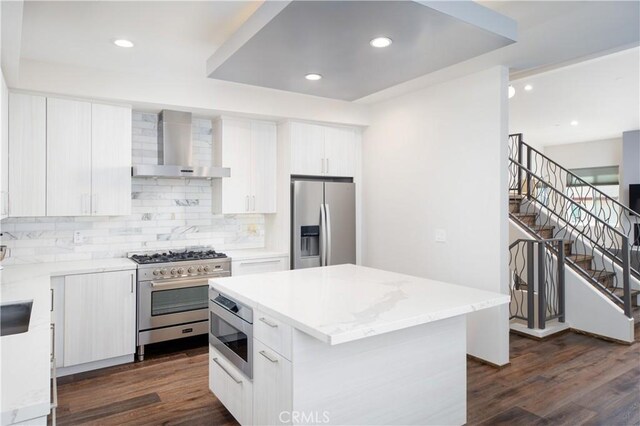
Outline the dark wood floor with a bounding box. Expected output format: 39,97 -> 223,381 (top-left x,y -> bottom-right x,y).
54,325 -> 640,426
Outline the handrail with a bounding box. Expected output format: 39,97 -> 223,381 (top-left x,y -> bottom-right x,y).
509,158 -> 626,241
521,138 -> 639,219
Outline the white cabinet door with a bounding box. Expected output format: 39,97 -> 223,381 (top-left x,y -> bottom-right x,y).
91,103 -> 132,216
8,93 -> 47,217
253,339 -> 292,426
250,121 -> 277,213
47,98 -> 92,216
220,119 -> 252,214
209,344 -> 253,425
290,122 -> 325,176
0,80 -> 9,219
50,277 -> 65,368
63,270 -> 136,366
324,126 -> 357,177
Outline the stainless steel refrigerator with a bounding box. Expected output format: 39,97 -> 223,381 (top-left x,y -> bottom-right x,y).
291,178 -> 356,269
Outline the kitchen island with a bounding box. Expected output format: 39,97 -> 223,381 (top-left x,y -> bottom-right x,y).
208,264 -> 509,425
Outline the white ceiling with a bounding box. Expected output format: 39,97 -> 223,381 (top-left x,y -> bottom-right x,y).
509,47 -> 640,147
20,1 -> 261,79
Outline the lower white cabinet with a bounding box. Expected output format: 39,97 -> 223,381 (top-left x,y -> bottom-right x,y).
231,256 -> 288,277
209,344 -> 253,425
253,339 -> 292,426
62,270 -> 136,366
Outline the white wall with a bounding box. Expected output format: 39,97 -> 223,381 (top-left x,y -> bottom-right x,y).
621,130 -> 640,206
0,67 -> 7,218
14,59 -> 370,127
362,66 -> 510,366
543,138 -> 622,170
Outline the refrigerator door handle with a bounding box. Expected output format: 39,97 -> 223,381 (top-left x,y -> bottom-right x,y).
325,203 -> 332,265
320,203 -> 327,266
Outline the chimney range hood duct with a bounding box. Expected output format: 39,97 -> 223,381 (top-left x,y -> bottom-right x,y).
131,110 -> 230,179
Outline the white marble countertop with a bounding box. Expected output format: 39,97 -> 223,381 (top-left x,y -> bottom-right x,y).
210,264 -> 509,345
0,258 -> 136,425
225,249 -> 288,261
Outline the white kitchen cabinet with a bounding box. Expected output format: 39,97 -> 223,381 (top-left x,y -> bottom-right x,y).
231,256 -> 288,277
213,118 -> 276,214
324,126 -> 357,177
290,122 -> 325,176
8,93 -> 47,217
1,77 -> 9,219
251,121 -> 277,213
209,344 -> 253,425
63,270 -> 136,366
253,339 -> 293,426
290,121 -> 357,177
91,103 -> 132,216
46,97 -> 92,216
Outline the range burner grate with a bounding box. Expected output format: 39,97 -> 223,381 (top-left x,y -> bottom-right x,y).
130,249 -> 228,264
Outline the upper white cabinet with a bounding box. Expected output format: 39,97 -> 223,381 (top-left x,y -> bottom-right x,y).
8,93 -> 47,217
47,97 -> 92,216
6,93 -> 132,217
213,118 -> 277,214
1,77 -> 8,219
91,103 -> 132,216
290,121 -> 358,178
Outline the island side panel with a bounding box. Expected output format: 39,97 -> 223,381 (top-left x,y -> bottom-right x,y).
290,315 -> 467,425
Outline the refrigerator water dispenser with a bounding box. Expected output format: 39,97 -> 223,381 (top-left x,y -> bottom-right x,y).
300,226 -> 320,257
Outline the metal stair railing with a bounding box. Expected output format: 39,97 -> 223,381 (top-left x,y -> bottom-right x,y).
509,238 -> 566,329
509,156 -> 633,318
510,133 -> 640,279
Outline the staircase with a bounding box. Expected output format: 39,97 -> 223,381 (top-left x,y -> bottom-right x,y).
508,134 -> 640,340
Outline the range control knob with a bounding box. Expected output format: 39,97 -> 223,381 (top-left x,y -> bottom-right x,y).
187,266 -> 195,274
203,265 -> 211,272
152,269 -> 160,276
160,269 -> 167,276
197,266 -> 203,272
177,268 -> 185,275
170,268 -> 177,276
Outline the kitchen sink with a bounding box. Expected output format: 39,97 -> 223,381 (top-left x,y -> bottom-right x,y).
0,301 -> 33,336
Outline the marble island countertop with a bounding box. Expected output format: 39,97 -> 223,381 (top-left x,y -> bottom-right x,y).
0,258 -> 136,425
210,264 -> 510,345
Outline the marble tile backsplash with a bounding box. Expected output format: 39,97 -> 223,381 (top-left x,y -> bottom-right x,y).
0,112 -> 265,265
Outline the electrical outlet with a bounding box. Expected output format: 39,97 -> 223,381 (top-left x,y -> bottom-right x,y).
73,231 -> 84,244
435,229 -> 447,243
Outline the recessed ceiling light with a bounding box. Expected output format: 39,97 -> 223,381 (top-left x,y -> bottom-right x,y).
113,39 -> 134,48
370,37 -> 392,48
524,84 -> 533,91
570,120 -> 579,126
305,73 -> 322,81
508,85 -> 515,99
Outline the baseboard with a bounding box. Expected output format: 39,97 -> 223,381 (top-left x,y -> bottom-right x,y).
466,354 -> 511,369
56,354 -> 134,377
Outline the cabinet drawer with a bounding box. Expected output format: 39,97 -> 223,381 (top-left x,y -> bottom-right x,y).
232,257 -> 287,277
253,339 -> 293,425
209,344 -> 253,425
255,311 -> 292,360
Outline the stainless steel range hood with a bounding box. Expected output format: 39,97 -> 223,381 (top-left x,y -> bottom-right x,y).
131,110 -> 230,179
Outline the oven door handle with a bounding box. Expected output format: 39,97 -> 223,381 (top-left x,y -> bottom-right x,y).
150,277 -> 221,289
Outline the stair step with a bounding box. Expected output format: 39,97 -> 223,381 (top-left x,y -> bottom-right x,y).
509,193 -> 524,201
633,307 -> 640,324
562,240 -> 574,256
512,213 -> 537,226
587,270 -> 616,288
612,288 -> 640,306
568,254 -> 594,269
532,226 -> 555,239
509,199 -> 521,213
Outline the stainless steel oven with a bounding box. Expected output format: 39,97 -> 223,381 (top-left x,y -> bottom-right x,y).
132,251 -> 231,361
209,288 -> 253,379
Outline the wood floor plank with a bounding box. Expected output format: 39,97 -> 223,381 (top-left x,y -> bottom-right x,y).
53,327 -> 640,426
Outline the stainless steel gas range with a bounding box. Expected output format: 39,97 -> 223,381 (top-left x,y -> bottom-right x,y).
129,248 -> 231,361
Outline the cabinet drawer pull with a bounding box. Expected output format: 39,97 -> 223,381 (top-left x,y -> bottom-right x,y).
50,288 -> 54,312
212,357 -> 242,384
259,317 -> 278,328
259,350 -> 279,363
